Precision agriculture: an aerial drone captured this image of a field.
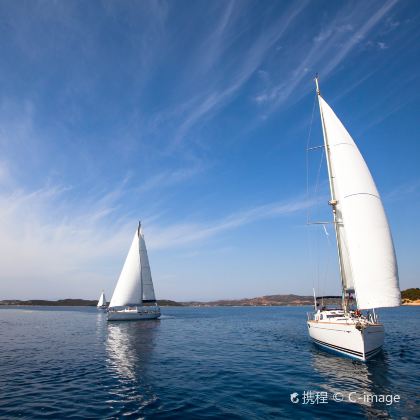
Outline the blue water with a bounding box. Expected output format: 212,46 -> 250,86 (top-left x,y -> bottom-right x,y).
0,306 -> 418,419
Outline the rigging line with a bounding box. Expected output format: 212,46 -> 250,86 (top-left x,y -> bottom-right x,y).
314,127 -> 327,298
314,145 -> 325,196
305,92 -> 317,291
306,92 -> 317,224
322,222 -> 332,302
314,144 -> 325,233
316,224 -> 321,298
308,96 -> 327,297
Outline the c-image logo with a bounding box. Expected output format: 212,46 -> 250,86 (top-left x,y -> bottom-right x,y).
290,392 -> 299,403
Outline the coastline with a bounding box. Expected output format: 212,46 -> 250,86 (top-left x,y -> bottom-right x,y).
1,291 -> 418,307
402,300 -> 420,306
0,295 -> 313,307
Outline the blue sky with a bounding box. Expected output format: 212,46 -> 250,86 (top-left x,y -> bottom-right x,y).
0,0 -> 419,300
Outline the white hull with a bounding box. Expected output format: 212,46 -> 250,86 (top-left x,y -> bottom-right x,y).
107,306 -> 160,321
307,310 -> 384,361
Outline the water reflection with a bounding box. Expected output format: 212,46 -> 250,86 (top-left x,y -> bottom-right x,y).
311,347 -> 394,417
106,320 -> 160,381
103,320 -> 161,416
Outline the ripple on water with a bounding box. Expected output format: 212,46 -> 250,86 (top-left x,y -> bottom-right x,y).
0,306 -> 418,419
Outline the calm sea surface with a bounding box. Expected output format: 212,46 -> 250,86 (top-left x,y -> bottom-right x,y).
0,306 -> 418,419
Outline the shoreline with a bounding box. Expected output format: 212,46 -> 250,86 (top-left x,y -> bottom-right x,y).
402,300 -> 420,306
0,303 -> 314,308
1,292 -> 418,307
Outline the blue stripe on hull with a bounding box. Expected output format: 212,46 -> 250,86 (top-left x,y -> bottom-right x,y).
312,338 -> 382,361
313,339 -> 363,361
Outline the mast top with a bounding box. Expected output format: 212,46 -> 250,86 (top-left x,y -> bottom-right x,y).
314,74 -> 320,96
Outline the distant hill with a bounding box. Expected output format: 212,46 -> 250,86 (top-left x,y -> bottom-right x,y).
1,290 -> 417,307
0,299 -> 98,306
0,299 -> 182,307
157,299 -> 183,306
183,294 -> 314,307
401,288 -> 420,304
0,295 -> 314,307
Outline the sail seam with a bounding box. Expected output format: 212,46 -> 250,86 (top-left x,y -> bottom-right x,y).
330,142 -> 354,147
343,192 -> 380,199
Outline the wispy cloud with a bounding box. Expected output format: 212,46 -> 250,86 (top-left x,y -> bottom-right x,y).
0,1 -> 416,300
0,175 -> 313,299
137,163 -> 206,193
0,181 -> 134,299
254,0 -> 398,108
322,0 -> 398,76
0,160 -> 12,187
384,179 -> 420,202
147,194 -> 315,249
359,72 -> 419,132
168,0 -> 310,146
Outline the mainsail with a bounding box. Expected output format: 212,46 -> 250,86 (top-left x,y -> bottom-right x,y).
109,223 -> 156,308
318,92 -> 400,310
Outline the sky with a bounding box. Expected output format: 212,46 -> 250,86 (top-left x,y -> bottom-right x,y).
0,0 -> 419,301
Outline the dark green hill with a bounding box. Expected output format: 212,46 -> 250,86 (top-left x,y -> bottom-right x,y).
401,288 -> 420,301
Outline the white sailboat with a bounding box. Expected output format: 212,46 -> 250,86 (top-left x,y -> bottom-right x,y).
97,291 -> 107,309
108,222 -> 161,321
307,77 -> 401,361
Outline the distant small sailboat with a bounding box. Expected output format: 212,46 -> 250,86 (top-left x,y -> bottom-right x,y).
108,222 -> 160,321
307,76 -> 401,361
97,291 -> 107,309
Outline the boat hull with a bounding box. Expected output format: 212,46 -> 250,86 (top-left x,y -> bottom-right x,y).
307,320 -> 384,361
107,306 -> 161,321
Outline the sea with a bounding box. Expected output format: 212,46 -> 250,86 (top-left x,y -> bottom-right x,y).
0,305 -> 418,419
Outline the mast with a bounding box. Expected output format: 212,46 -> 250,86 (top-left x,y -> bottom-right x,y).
138,221 -> 143,305
315,76 -> 348,313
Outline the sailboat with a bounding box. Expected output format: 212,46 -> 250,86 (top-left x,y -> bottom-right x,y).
108,222 -> 161,321
307,77 -> 401,361
97,291 -> 107,309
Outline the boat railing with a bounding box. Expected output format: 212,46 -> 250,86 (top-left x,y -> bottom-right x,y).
307,312 -> 315,321
367,311 -> 379,324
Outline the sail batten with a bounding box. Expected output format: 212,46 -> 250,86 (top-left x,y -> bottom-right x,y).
318,95 -> 400,310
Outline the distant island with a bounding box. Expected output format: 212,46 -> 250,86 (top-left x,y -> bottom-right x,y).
0,295 -> 313,307
401,288 -> 420,305
0,298 -> 183,307
0,295 -> 345,307
182,294 -> 314,307
0,290 -> 418,307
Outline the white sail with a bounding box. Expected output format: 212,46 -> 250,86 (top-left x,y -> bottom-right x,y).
109,231 -> 142,308
139,231 -> 156,302
97,292 -> 106,307
318,95 -> 400,309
